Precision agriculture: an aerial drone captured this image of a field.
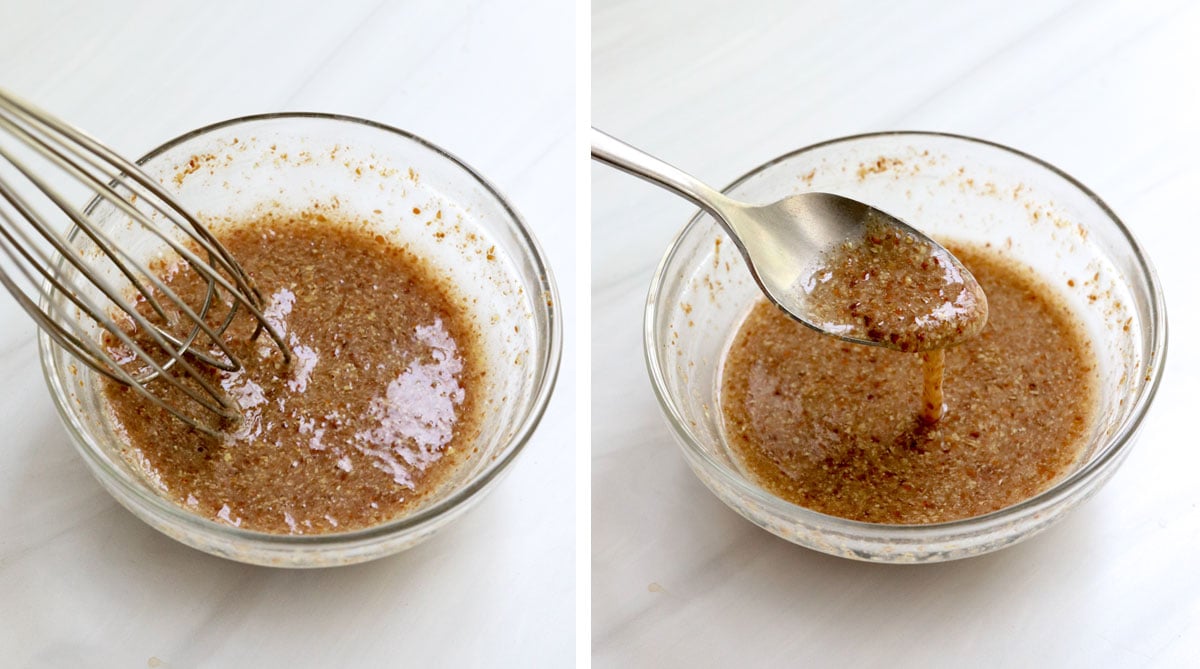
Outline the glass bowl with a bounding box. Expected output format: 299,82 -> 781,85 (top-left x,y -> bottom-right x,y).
40,114 -> 561,567
645,132 -> 1166,563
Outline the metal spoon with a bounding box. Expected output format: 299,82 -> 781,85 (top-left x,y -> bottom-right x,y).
591,127 -> 987,351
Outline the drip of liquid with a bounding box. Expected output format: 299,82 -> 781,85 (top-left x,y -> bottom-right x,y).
920,349 -> 945,424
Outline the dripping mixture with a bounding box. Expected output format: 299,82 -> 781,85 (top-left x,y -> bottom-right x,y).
721,242 -> 1097,524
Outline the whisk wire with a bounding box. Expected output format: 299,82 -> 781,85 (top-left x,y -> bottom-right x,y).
0,141 -> 243,377
0,87 -> 291,436
0,95 -> 273,372
0,195 -> 240,427
1,89 -> 285,353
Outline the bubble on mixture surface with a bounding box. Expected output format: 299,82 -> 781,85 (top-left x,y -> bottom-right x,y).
286,338 -> 319,393
216,504 -> 242,527
354,318 -> 466,488
261,287 -> 296,336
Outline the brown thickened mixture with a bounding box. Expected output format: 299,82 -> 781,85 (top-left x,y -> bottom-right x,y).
805,216 -> 988,353
721,243 -> 1096,524
103,212 -> 483,534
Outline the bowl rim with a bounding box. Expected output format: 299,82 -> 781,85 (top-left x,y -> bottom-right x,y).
40,112 -> 563,546
644,130 -> 1168,537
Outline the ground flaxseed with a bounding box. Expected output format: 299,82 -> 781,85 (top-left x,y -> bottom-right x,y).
720,242 -> 1096,524
102,211 -> 483,534
803,214 -> 988,353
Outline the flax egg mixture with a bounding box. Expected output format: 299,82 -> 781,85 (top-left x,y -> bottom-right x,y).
803,214 -> 988,353
103,211 -> 484,534
720,242 -> 1098,524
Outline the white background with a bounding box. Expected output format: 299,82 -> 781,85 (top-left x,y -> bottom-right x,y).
0,1 -> 575,666
593,0 -> 1198,666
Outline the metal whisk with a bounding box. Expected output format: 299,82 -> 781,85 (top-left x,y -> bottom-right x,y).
0,88 -> 290,436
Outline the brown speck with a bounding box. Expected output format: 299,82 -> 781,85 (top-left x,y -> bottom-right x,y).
856,156 -> 903,180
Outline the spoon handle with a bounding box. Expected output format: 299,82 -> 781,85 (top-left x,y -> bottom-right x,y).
591,128 -> 734,218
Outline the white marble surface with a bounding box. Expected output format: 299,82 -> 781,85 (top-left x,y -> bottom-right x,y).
593,0 -> 1198,666
0,1 -> 574,666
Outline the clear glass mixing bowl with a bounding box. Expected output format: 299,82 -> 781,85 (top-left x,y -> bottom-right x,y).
645,132 -> 1166,563
40,114 -> 561,567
